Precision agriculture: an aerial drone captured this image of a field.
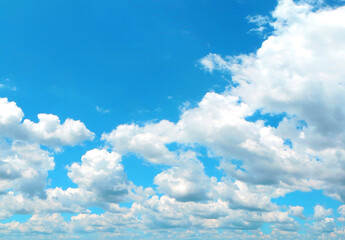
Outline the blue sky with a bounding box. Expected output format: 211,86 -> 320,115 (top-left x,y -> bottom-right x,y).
1,0 -> 345,239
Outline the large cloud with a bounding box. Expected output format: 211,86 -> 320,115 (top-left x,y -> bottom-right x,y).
0,98 -> 94,204
202,0 -> 345,149
198,0 -> 345,202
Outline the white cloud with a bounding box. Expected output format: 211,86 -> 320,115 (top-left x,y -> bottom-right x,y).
214,180 -> 279,211
198,0 -> 345,201
0,98 -> 24,138
23,114 -> 94,147
311,217 -> 336,234
227,1 -> 345,148
199,53 -> 231,73
154,151 -> 213,202
0,141 -> 54,198
288,206 -> 305,219
0,98 -> 94,202
67,149 -> 131,203
102,121 -> 178,165
0,97 -> 94,147
314,205 -> 333,220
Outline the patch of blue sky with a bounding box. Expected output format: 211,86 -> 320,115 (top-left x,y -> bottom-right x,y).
283,138 -> 293,148
191,144 -> 224,181
0,0 -> 277,131
272,190 -> 342,218
87,207 -> 105,215
0,214 -> 31,224
230,159 -> 246,174
121,153 -> 166,189
296,119 -> 308,130
261,223 -> 272,234
245,109 -> 287,128
118,202 -> 133,209
60,212 -> 78,222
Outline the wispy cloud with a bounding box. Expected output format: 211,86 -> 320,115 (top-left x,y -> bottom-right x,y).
247,14 -> 271,36
96,105 -> 110,114
0,78 -> 16,91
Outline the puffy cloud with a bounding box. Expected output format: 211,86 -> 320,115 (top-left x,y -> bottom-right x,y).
22,114 -> 94,147
0,98 -> 24,139
0,147 -> 154,220
0,141 -> 54,198
102,121 -> 178,165
311,217 -> 336,234
198,0 -> 345,200
199,53 -> 230,73
214,180 -> 279,211
132,195 -> 297,231
0,97 -> 94,147
313,205 -> 333,220
67,149 -> 131,203
0,97 -> 94,206
0,213 -> 68,236
154,152 -> 213,202
70,210 -> 137,233
288,206 -> 305,219
0,98 -> 23,125
201,1 -> 345,149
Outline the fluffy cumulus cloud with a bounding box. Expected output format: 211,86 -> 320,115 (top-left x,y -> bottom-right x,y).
0,98 -> 95,218
102,120 -> 178,165
3,0 -> 345,239
313,205 -> 333,220
0,141 -> 54,199
0,98 -> 94,147
153,151 -> 213,202
67,148 -> 132,203
197,0 -> 345,205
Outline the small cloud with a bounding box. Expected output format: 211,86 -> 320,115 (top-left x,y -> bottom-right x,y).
167,96 -> 173,100
96,105 -> 110,114
199,53 -> 229,73
289,206 -> 306,219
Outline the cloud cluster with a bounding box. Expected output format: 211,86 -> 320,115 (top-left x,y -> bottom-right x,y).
2,0 -> 345,239
0,98 -> 94,213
